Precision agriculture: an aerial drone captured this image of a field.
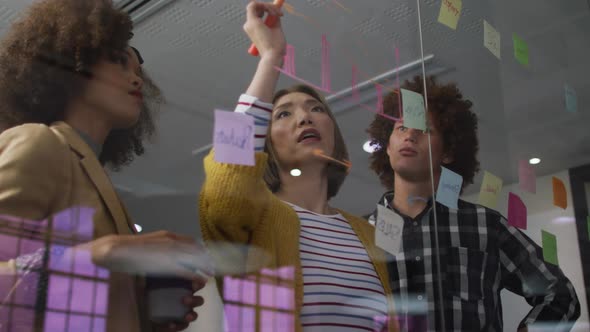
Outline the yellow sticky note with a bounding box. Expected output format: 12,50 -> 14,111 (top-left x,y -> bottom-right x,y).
438,0 -> 462,30
483,20 -> 501,59
478,171 -> 503,209
552,177 -> 567,209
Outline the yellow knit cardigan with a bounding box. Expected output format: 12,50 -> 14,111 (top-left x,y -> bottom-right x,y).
200,151 -> 397,331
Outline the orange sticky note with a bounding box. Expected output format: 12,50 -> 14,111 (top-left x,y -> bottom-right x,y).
552,177 -> 567,209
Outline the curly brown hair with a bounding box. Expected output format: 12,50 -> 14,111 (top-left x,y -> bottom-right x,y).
0,0 -> 162,170
367,76 -> 480,193
264,84 -> 349,200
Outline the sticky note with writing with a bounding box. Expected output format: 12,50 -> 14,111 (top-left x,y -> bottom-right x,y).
436,166 -> 463,209
513,34 -> 529,66
518,160 -> 536,194
438,0 -> 462,30
508,192 -> 527,230
483,20 -> 501,59
401,88 -> 426,131
375,204 -> 404,256
552,176 -> 567,209
564,84 -> 577,113
541,230 -> 558,265
478,171 -> 503,208
213,110 -> 255,166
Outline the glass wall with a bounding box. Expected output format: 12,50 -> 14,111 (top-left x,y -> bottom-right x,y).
0,0 -> 588,331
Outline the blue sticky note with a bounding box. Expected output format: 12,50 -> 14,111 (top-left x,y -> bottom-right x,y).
213,110 -> 255,166
565,84 -> 577,113
401,88 -> 426,131
436,167 -> 463,209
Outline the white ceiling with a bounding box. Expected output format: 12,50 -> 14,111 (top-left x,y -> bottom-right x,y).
1,0 -> 589,225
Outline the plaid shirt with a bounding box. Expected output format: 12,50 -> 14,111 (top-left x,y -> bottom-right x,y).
369,191 -> 580,332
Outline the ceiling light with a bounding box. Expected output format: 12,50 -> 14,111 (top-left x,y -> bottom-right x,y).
290,169 -> 302,177
134,224 -> 143,233
552,217 -> 574,224
363,140 -> 379,153
529,158 -> 541,165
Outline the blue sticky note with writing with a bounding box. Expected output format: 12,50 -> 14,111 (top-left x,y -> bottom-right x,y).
564,84 -> 577,113
213,109 -> 255,166
401,88 -> 426,131
436,166 -> 463,209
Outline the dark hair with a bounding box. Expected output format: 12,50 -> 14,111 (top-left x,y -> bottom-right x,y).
367,76 -> 480,193
264,84 -> 349,200
0,0 -> 162,170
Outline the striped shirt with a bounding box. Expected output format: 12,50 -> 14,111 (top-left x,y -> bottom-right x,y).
289,203 -> 388,332
235,94 -> 388,331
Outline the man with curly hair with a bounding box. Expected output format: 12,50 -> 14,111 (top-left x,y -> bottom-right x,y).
0,0 -> 208,331
366,76 -> 580,331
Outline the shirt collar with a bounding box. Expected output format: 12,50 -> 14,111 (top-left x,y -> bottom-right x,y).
73,128 -> 102,158
377,190 -> 435,219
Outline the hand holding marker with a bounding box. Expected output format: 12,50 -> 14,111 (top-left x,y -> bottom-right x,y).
248,0 -> 286,56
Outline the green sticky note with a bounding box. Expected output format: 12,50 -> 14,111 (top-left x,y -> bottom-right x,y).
513,34 -> 529,66
541,230 -> 558,266
401,88 -> 426,131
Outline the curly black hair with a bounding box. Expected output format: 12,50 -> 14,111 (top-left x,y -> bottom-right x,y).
0,0 -> 162,170
367,76 -> 480,193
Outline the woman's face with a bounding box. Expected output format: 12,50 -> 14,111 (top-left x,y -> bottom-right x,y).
81,47 -> 144,129
270,92 -> 335,169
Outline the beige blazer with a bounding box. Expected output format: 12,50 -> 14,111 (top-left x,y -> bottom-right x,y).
0,121 -> 148,332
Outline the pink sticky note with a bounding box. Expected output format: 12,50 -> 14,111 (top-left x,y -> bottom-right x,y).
213,110 -> 255,166
518,160 -> 536,193
321,35 -> 331,92
283,44 -> 296,76
349,65 -> 360,103
508,192 -> 527,229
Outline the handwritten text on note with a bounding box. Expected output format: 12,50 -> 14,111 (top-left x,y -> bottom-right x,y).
401,88 -> 426,131
438,0 -> 462,30
214,110 -> 255,166
478,171 -> 503,208
483,20 -> 501,59
375,204 -> 404,256
436,166 -> 463,209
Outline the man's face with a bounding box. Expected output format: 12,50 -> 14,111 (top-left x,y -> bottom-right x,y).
386,112 -> 451,184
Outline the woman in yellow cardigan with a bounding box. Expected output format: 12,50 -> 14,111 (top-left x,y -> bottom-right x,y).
200,2 -> 397,331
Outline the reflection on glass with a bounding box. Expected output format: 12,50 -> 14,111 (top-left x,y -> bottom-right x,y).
223,266 -> 295,332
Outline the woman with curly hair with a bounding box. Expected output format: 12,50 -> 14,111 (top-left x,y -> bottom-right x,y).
366,76 -> 579,331
0,0 -> 207,331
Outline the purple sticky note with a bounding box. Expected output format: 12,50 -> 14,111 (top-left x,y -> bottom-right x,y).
213,110 -> 255,166
518,160 -> 536,194
508,192 -> 527,229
